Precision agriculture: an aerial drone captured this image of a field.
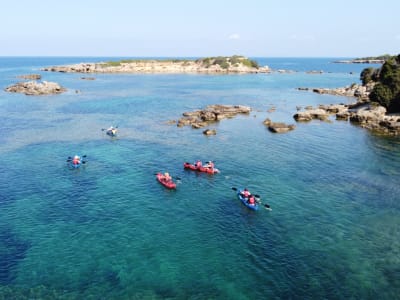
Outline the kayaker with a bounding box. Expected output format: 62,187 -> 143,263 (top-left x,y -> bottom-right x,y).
163,172 -> 172,181
203,161 -> 214,169
72,155 -> 81,165
247,195 -> 256,205
195,160 -> 202,168
107,126 -> 117,136
241,188 -> 251,198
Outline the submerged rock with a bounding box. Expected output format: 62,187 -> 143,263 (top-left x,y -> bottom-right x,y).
17,74 -> 41,80
203,129 -> 217,135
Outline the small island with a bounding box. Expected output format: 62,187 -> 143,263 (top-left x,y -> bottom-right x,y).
333,54 -> 395,64
42,56 -> 270,74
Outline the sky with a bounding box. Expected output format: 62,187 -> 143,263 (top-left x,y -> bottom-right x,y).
1,0 -> 399,57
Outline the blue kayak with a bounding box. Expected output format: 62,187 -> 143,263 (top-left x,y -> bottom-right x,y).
237,189 -> 259,211
69,161 -> 82,168
67,155 -> 85,169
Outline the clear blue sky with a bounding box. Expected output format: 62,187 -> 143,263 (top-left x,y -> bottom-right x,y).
1,0 -> 399,57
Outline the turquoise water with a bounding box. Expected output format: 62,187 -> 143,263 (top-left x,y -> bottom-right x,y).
0,57 -> 399,299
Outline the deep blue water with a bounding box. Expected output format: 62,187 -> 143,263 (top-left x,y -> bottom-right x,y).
0,57 -> 399,299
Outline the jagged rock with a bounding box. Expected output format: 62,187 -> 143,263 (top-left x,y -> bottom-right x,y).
263,118 -> 272,126
5,81 -> 66,95
178,105 -> 251,129
336,112 -> 350,120
191,122 -> 208,129
263,118 -> 295,133
268,122 -> 296,133
17,74 -> 41,80
203,129 -> 217,135
294,108 -> 329,121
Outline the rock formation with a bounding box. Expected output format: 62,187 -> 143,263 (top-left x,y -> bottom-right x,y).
5,81 -> 66,95
293,103 -> 400,135
17,74 -> 42,80
263,118 -> 296,133
177,105 -> 251,128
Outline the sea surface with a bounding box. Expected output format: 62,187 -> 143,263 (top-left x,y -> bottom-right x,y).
0,57 -> 399,299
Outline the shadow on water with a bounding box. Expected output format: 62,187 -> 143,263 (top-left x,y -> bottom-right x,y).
0,227 -> 30,284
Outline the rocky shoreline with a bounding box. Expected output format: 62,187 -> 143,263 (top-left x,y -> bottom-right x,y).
295,83 -> 400,135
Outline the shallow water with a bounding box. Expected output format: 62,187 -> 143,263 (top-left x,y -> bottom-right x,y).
0,57 -> 399,299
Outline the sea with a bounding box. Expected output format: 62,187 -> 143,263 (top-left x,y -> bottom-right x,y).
0,57 -> 399,299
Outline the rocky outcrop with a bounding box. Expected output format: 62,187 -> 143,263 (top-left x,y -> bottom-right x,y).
263,118 -> 295,133
17,74 -> 41,80
177,105 -> 251,128
203,129 -> 217,135
293,102 -> 400,135
297,83 -> 375,102
42,59 -> 270,74
5,81 -> 66,95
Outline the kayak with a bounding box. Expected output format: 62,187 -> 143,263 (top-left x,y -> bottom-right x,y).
156,173 -> 176,189
106,129 -> 117,137
67,155 -> 87,169
70,161 -> 81,168
183,162 -> 219,174
237,189 -> 259,211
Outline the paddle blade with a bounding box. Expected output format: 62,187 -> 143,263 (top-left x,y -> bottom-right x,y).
231,187 -> 237,191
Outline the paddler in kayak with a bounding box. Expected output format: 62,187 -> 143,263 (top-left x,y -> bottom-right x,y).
72,155 -> 81,165
195,160 -> 202,169
247,195 -> 256,206
106,126 -> 117,136
162,172 -> 172,182
203,161 -> 215,169
241,188 -> 251,198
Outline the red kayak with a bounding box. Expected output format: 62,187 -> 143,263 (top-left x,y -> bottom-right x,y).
183,162 -> 219,174
156,173 -> 176,189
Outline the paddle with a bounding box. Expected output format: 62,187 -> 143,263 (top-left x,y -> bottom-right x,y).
67,155 -> 87,162
101,126 -> 118,131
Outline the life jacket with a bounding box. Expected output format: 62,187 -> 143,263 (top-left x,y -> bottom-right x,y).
248,196 -> 255,205
195,161 -> 202,167
243,190 -> 250,197
72,158 -> 80,165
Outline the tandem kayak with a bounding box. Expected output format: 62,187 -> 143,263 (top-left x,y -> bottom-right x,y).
183,162 -> 219,174
237,189 -> 259,211
156,173 -> 177,189
67,155 -> 86,169
70,161 -> 82,168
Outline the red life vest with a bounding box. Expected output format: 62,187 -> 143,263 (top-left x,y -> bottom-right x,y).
248,197 -> 255,204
